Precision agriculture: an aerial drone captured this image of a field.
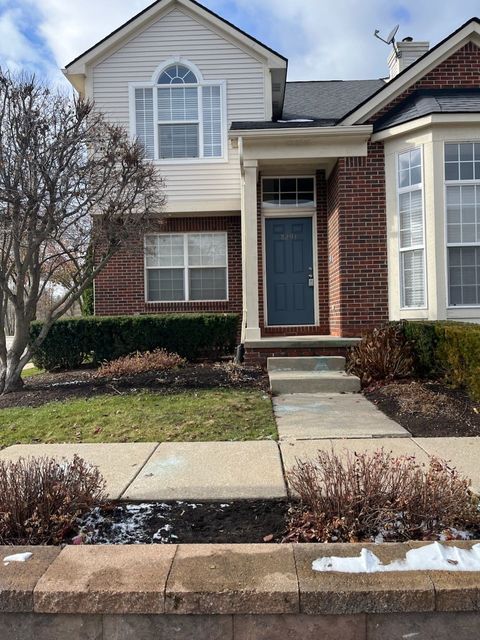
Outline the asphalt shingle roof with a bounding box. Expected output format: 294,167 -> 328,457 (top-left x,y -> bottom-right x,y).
374,88 -> 480,131
282,79 -> 386,121
231,79 -> 386,130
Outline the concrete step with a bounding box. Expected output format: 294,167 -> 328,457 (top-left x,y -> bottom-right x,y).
269,371 -> 361,395
267,356 -> 346,373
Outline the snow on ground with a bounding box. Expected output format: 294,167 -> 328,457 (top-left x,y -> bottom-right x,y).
3,552 -> 33,565
312,542 -> 480,573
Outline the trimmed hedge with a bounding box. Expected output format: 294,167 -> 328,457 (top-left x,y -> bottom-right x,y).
30,313 -> 240,371
399,321 -> 480,401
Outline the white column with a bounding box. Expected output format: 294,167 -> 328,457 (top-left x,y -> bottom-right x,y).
241,159 -> 261,342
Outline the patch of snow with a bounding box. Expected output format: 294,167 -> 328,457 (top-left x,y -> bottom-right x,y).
3,552 -> 33,565
277,119 -> 314,123
312,543 -> 480,573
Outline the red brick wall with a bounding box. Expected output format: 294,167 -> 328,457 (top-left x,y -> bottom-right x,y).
327,144 -> 389,337
324,42 -> 480,338
94,216 -> 242,317
244,345 -> 348,367
370,42 -> 480,123
258,171 -> 330,336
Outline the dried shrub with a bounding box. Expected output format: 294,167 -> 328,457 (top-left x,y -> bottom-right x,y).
0,455 -> 106,545
286,449 -> 480,543
95,349 -> 185,379
347,324 -> 414,386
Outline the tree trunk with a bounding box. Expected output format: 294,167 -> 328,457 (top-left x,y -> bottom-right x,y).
0,317 -> 31,394
0,357 -> 25,394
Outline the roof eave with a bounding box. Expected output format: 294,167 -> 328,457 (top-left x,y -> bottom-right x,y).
229,124 -> 373,140
372,112 -> 480,141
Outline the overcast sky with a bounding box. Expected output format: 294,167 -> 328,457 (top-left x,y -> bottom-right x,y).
0,0 -> 479,86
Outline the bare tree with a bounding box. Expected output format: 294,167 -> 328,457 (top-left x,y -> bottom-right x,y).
0,71 -> 166,393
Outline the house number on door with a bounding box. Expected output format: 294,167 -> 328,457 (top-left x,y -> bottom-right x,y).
280,233 -> 298,240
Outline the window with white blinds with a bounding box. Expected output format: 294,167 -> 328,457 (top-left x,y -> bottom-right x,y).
445,143 -> 480,307
133,63 -> 223,161
397,148 -> 426,308
145,233 -> 228,302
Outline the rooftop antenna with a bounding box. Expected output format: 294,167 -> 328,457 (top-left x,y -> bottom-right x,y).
374,24 -> 400,56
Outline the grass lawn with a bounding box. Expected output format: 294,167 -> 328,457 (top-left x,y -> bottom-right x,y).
0,389 -> 277,446
21,367 -> 43,378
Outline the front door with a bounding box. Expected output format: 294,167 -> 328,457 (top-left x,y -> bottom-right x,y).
265,217 -> 315,326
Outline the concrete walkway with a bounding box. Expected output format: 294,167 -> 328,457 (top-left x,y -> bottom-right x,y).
1,438 -> 480,501
273,393 -> 409,440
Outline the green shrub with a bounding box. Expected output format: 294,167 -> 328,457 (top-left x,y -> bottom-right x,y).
398,321 -> 480,401
30,313 -> 239,371
346,324 -> 414,386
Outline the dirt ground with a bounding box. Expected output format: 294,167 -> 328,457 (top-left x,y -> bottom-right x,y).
366,379 -> 480,437
1,363 -> 269,410
74,500 -> 289,545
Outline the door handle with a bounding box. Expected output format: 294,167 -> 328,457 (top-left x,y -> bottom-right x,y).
308,268 -> 314,288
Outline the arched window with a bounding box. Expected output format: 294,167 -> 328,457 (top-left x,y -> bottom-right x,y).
132,60 -> 224,161
158,64 -> 198,85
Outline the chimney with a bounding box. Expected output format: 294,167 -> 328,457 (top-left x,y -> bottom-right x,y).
388,37 -> 430,79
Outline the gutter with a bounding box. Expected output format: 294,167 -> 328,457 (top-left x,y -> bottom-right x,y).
229,125 -> 373,141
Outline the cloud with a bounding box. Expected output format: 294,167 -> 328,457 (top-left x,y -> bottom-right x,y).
0,5 -> 42,71
1,0 -> 480,83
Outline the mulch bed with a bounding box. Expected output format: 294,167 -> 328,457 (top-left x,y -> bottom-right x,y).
1,363 -> 269,410
366,379 -> 480,437
74,500 -> 289,545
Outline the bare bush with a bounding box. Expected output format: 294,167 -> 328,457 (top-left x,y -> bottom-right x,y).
347,324 -> 414,386
95,349 -> 186,379
0,455 -> 106,545
286,448 -> 480,543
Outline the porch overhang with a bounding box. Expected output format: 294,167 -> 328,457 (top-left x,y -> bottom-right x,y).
230,125 -> 373,165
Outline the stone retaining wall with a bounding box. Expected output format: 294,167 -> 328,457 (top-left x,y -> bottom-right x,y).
2,542 -> 480,639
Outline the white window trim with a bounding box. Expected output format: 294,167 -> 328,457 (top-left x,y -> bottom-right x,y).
129,74 -> 228,165
261,175 -> 317,210
144,232 -> 229,304
396,147 -> 428,311
444,140 -> 480,309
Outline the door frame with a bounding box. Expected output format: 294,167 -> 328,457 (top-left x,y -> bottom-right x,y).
262,210 -> 319,328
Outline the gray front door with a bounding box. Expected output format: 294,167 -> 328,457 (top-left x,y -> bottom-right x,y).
265,217 -> 315,326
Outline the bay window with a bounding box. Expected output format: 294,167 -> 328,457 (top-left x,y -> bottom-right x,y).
145,233 -> 228,302
445,143 -> 480,307
134,63 -> 223,161
397,148 -> 426,308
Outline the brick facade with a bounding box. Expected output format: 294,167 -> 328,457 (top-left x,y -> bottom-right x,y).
94,216 -> 242,317
327,144 -> 389,337
93,42 -> 480,351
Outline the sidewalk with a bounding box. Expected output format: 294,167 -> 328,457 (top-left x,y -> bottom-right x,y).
1,438 -> 479,501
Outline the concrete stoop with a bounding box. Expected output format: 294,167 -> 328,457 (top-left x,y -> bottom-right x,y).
268,356 -> 360,395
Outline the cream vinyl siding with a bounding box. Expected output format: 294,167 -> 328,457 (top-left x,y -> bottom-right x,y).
91,7 -> 267,209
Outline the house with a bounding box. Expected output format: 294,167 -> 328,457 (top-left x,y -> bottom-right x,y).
64,1 -> 480,365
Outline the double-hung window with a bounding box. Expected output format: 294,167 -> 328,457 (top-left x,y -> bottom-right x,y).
397,148 -> 426,308
134,63 -> 223,161
145,233 -> 228,302
445,143 -> 480,307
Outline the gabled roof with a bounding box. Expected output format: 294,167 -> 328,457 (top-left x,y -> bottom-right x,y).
65,0 -> 287,71
374,88 -> 480,132
340,17 -> 480,125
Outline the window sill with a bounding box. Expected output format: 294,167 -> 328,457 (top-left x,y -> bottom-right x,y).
152,157 -> 228,166
146,300 -> 229,304
447,305 -> 480,309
